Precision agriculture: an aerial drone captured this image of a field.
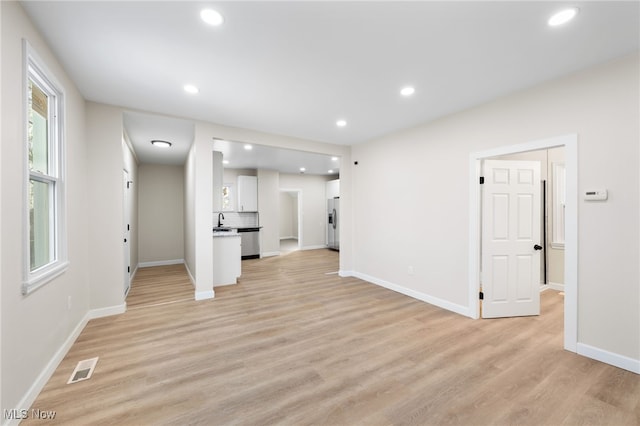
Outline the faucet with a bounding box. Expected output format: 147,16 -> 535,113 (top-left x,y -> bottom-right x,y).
217,212 -> 225,227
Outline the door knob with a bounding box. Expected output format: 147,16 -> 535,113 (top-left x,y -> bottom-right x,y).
534,244 -> 543,250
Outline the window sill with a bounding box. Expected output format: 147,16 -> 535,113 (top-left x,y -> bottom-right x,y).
23,260 -> 70,295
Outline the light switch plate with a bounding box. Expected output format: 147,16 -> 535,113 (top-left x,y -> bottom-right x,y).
584,189 -> 608,201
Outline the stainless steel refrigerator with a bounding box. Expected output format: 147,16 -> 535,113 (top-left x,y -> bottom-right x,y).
327,198 -> 339,251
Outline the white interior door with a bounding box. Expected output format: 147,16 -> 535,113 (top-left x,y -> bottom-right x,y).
123,170 -> 131,296
482,160 -> 541,318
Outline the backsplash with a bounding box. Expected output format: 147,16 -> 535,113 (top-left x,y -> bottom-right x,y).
214,211 -> 259,228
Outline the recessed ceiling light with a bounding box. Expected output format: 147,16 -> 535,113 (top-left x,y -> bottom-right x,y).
244,144 -> 253,150
400,86 -> 415,97
184,84 -> 199,94
299,167 -> 306,172
151,140 -> 172,148
336,120 -> 347,127
200,9 -> 224,26
331,157 -> 338,161
548,8 -> 579,27
222,160 -> 229,165
328,169 -> 334,174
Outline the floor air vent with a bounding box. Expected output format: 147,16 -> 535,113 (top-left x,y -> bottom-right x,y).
67,357 -> 99,384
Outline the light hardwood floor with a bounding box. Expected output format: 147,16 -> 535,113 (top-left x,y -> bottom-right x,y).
25,250 -> 639,425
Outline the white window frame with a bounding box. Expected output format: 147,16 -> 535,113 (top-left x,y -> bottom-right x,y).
551,162 -> 566,249
22,40 -> 68,294
222,183 -> 234,211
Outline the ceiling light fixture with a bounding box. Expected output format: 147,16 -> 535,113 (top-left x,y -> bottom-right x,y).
184,84 -> 199,94
299,167 -> 306,172
222,160 -> 229,165
400,86 -> 415,97
548,8 -> 579,27
331,157 -> 338,161
336,120 -> 347,127
328,169 -> 334,174
244,144 -> 253,150
200,9 -> 224,26
151,140 -> 172,148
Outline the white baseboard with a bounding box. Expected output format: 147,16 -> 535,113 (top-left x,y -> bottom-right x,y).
547,281 -> 565,291
138,259 -> 184,268
184,263 -> 214,301
302,245 -> 328,251
339,270 -> 353,277
88,303 -> 126,320
184,262 -> 195,288
577,343 -> 640,374
261,251 -> 280,258
7,303 -> 126,426
352,271 -> 472,318
195,290 -> 215,300
130,264 -> 139,280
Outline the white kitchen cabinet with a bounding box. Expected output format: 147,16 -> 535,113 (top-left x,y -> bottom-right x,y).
237,175 -> 258,212
326,179 -> 340,199
212,234 -> 241,286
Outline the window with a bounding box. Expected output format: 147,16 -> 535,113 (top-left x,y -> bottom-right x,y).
23,41 -> 68,294
222,183 -> 233,211
551,162 -> 566,248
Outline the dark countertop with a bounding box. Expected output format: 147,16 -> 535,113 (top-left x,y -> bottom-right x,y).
214,226 -> 262,230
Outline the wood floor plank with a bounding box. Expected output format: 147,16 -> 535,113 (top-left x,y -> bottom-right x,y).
23,250 -> 639,425
126,264 -> 193,308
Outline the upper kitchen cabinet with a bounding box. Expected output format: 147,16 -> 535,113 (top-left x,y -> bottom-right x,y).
212,151 -> 223,212
237,175 -> 258,212
326,179 -> 340,199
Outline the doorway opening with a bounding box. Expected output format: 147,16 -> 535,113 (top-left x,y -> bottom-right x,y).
469,134 -> 578,353
279,189 -> 302,254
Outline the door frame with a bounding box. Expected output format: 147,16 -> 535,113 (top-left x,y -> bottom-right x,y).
468,134 -> 577,352
123,169 -> 132,296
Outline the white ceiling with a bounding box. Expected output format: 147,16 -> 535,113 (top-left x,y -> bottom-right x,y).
21,1 -> 639,167
212,138 -> 340,176
123,109 -> 341,173
123,111 -> 194,166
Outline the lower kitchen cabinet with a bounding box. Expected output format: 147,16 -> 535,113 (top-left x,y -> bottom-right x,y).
212,234 -> 241,286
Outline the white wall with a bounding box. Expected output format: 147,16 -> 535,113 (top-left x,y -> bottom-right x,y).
351,53 -> 639,364
258,169 -> 280,256
86,102 -> 127,311
138,163 -> 185,264
1,1 -> 90,414
192,125 -> 214,300
279,192 -> 298,239
279,173 -> 331,250
212,151 -> 223,213
184,143 -> 196,283
0,1 -> 4,413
